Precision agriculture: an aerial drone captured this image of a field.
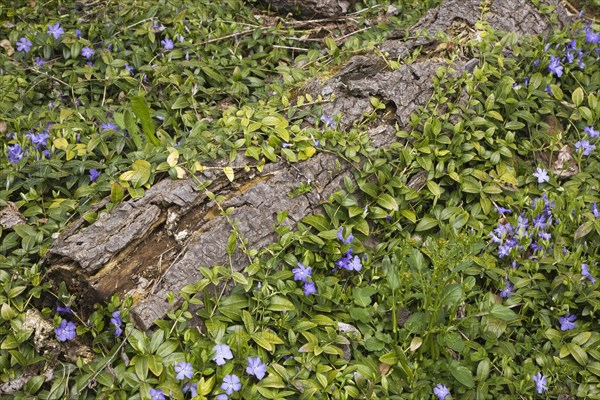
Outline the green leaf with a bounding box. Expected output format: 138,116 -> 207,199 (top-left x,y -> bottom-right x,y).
426,180 -> 444,197
268,295 -> 295,312
353,286 -> 377,307
567,343 -> 588,366
439,284 -> 462,308
377,193 -> 398,211
171,96 -> 190,110
223,166 -> 234,182
415,216 -> 438,231
574,221 -> 593,240
490,304 -> 517,321
450,364 -> 475,388
572,87 -> 584,107
129,160 -> 152,188
131,95 -> 159,146
302,214 -> 330,232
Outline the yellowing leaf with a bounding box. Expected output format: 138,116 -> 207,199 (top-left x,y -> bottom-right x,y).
167,149 -> 179,167
223,166 -> 234,182
53,138 -> 69,150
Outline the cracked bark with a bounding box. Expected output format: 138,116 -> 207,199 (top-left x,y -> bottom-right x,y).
45,0 -> 572,331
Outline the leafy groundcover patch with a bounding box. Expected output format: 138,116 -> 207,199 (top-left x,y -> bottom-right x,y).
1,0 -> 599,399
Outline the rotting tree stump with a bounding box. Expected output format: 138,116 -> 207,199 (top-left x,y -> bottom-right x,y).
45,0 -> 572,331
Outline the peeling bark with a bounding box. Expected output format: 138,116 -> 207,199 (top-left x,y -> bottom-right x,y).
46,0 -> 572,330
256,0 -> 362,19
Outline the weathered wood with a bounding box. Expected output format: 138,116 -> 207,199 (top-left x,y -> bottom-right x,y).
46,0 -> 572,330
257,0 -> 362,19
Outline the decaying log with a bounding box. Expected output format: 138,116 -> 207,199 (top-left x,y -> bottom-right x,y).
256,0 -> 363,19
46,0 -> 572,330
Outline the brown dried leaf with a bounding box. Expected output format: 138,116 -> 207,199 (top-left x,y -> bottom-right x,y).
551,145 -> 578,179
0,39 -> 15,57
0,202 -> 26,228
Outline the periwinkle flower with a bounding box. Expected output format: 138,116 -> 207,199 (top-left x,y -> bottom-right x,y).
547,55 -> 563,77
221,374 -> 241,395
124,63 -> 134,75
174,361 -> 194,380
34,57 -> 46,67
56,305 -> 74,315
7,144 -> 25,163
559,313 -> 576,331
161,38 -> 174,50
212,344 -> 233,365
499,277 -> 514,298
533,167 -> 549,183
247,356 -> 267,380
182,382 -> 197,397
303,281 -> 317,296
149,388 -> 165,400
320,115 -> 337,128
495,205 -> 512,215
101,122 -> 118,132
89,169 -> 100,183
585,26 -> 600,44
47,23 -> 65,39
216,395 -> 228,400
585,126 -> 599,138
532,372 -> 548,394
292,262 -> 312,282
581,263 -> 596,284
433,383 -> 450,400
337,227 -> 354,244
81,46 -> 95,59
55,319 -> 76,341
26,132 -> 50,149
347,255 -> 362,272
110,310 -> 122,337
16,37 -> 32,52
592,202 -> 600,219
575,140 -> 596,156
75,29 -> 82,38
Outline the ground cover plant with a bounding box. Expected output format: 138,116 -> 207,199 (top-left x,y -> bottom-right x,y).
0,0 -> 599,399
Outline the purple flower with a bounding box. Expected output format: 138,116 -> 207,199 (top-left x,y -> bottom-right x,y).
433,384 -> 450,400
592,202 -> 600,219
320,115 -> 337,128
216,395 -> 228,400
7,144 -> 25,163
182,382 -> 197,397
101,122 -> 118,132
16,37 -> 32,52
532,167 -> 549,183
81,46 -> 95,59
220,374 -> 241,395
212,344 -> 233,365
547,55 -> 563,77
347,255 -> 362,272
533,59 -> 540,67
47,23 -> 65,39
55,319 -> 76,341
500,277 -> 514,298
581,264 -> 596,284
56,305 -> 73,315
303,281 -> 317,296
124,63 -> 134,75
337,227 -> 354,244
161,38 -> 174,50
495,206 -> 512,215
585,26 -> 600,44
559,313 -> 576,331
75,29 -> 82,38
149,388 -> 165,400
174,361 -> 193,380
34,57 -> 46,67
334,249 -> 353,270
292,262 -> 312,282
89,169 -> 100,183
585,126 -> 599,138
26,132 -> 50,149
110,310 -> 122,337
532,372 -> 548,394
498,244 -> 511,258
575,140 -> 596,156
247,356 -> 267,380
